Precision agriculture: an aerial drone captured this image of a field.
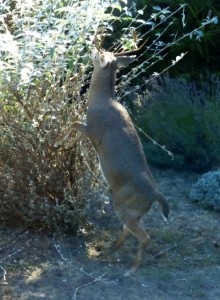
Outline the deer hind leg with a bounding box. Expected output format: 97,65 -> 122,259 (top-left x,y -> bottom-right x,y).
123,218 -> 150,276
102,225 -> 130,257
103,215 -> 150,275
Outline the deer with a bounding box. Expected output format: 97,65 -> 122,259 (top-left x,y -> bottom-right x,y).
54,35 -> 169,275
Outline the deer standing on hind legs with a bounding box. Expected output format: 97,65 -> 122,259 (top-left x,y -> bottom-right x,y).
54,36 -> 169,276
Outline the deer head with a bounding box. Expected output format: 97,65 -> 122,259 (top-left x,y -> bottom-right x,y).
92,30 -> 148,70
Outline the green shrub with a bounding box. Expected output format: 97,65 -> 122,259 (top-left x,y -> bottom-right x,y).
0,0 -> 116,231
190,170 -> 220,211
134,74 -> 220,172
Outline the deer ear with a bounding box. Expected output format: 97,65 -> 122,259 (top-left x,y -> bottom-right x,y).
116,56 -> 135,67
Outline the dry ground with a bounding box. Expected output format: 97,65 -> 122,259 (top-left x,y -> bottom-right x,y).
0,169 -> 220,300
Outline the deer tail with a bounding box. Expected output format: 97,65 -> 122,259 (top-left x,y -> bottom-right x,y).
157,193 -> 169,221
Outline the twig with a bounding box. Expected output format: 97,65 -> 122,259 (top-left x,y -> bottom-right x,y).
54,244 -> 93,277
54,244 -> 100,278
154,243 -> 177,258
0,265 -> 7,282
0,249 -> 23,263
83,157 -> 108,191
0,230 -> 29,253
54,244 -> 69,263
73,272 -> 108,300
136,125 -> 174,158
54,243 -> 117,300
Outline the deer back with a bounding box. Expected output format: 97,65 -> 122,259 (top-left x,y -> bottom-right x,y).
86,50 -> 154,191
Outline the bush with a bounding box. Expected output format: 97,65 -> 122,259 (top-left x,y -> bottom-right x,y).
134,74 -> 220,172
0,0 -> 116,232
190,170 -> 220,211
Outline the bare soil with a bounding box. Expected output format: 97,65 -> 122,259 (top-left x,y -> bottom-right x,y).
0,169 -> 220,300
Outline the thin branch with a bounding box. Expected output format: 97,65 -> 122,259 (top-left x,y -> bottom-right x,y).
73,272 -> 108,300
9,89 -> 33,120
0,249 -> 23,263
0,230 -> 29,253
54,243 -> 118,298
154,243 -> 177,258
0,265 -> 7,283
135,125 -> 174,159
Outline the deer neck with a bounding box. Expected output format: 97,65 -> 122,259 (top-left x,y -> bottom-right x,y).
88,66 -> 116,105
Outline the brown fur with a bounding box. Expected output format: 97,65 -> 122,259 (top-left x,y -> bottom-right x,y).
55,50 -> 169,275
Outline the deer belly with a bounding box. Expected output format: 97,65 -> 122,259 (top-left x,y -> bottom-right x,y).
97,153 -> 129,190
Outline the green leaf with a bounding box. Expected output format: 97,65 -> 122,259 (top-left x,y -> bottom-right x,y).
146,21 -> 155,27
136,19 -> 145,24
50,47 -> 55,59
107,24 -> 114,32
162,9 -> 171,14
213,16 -> 218,24
55,7 -> 70,14
137,9 -> 144,15
121,17 -> 133,21
153,6 -> 162,11
110,4 -> 122,12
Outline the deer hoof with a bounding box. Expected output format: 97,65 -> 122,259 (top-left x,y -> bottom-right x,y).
124,266 -> 138,277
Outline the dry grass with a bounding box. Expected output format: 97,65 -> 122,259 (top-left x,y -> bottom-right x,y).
0,169 -> 220,300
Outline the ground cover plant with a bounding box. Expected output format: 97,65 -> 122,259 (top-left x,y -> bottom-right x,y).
190,170 -> 220,211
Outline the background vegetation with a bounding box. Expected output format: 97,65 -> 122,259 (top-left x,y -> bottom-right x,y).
127,0 -> 220,173
135,0 -> 220,78
134,74 -> 220,172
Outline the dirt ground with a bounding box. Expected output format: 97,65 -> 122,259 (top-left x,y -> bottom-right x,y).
0,169 -> 220,300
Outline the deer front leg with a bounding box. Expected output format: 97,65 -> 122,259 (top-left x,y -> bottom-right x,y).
64,121 -> 89,149
72,121 -> 88,135
54,121 -> 88,149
